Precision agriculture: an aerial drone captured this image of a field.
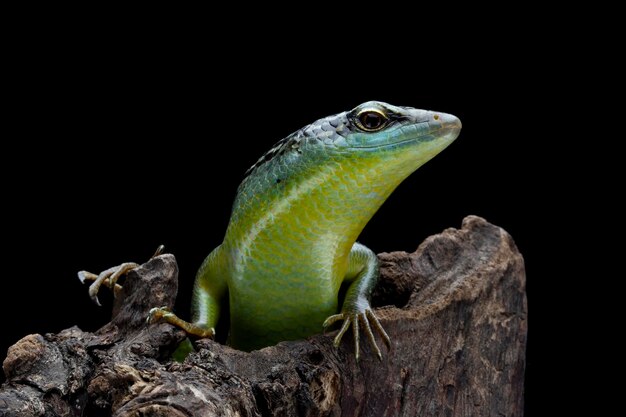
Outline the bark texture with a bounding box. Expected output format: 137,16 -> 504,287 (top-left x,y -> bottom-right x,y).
1,216 -> 527,417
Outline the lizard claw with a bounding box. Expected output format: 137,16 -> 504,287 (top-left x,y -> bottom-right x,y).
83,264 -> 139,306
147,306 -> 171,324
148,306 -> 216,338
77,270 -> 95,284
323,308 -> 391,361
151,245 -> 165,259
78,246 -> 164,306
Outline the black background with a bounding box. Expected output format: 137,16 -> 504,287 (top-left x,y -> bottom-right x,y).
1,28 -> 578,415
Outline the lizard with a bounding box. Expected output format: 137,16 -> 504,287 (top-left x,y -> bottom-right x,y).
79,101 -> 461,360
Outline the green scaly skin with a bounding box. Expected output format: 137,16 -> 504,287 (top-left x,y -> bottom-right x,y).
84,101 -> 461,360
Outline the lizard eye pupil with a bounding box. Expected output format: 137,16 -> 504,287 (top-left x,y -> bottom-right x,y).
357,110 -> 388,131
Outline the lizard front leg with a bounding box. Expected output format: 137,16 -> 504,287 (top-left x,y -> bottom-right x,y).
79,245 -> 225,340
323,242 -> 391,361
149,246 -> 227,339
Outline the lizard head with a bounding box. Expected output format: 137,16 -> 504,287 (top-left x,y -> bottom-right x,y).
245,101 -> 461,180
341,101 -> 461,153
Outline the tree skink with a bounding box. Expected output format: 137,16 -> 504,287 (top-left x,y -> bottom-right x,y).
81,101 -> 461,360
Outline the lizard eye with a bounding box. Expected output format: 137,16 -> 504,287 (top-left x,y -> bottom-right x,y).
355,109 -> 389,132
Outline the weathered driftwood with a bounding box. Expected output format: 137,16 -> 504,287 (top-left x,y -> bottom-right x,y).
0,216 -> 526,417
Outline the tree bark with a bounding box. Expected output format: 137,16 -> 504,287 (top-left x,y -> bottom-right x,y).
1,216 -> 526,417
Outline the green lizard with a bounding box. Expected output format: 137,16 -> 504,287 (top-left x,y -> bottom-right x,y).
80,101 -> 461,360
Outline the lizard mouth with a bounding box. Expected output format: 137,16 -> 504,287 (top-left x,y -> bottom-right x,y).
348,114 -> 461,150
348,137 -> 422,150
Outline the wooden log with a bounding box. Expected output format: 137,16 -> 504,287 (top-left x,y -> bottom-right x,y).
0,216 -> 526,416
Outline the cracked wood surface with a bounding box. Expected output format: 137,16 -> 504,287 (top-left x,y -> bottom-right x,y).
1,216 -> 527,416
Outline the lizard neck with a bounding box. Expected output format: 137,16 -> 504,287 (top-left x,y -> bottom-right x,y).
223,146 -> 425,265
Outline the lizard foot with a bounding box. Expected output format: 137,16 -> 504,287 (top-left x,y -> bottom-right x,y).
148,307 -> 215,338
323,308 -> 391,361
78,245 -> 164,306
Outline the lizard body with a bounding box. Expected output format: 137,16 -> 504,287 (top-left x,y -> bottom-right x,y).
82,101 -> 461,359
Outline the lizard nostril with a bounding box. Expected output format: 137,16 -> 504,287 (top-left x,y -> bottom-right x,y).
433,114 -> 440,121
